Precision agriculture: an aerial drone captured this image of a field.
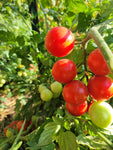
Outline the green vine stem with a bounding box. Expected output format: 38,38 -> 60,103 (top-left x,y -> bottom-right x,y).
97,131 -> 113,149
87,27 -> 113,75
86,121 -> 113,149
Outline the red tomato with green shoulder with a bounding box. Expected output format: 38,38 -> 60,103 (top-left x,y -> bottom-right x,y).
87,75 -> 113,101
16,120 -> 27,131
45,26 -> 75,57
87,49 -> 110,75
66,101 -> 88,116
63,80 -> 88,105
52,59 -> 77,83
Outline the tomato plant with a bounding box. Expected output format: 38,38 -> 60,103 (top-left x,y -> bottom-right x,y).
87,75 -> 113,101
52,59 -> 77,83
16,120 -> 27,131
89,101 -> 113,128
66,101 -> 88,116
87,49 -> 110,75
45,26 -> 75,57
1,1 -> 113,150
63,80 -> 88,105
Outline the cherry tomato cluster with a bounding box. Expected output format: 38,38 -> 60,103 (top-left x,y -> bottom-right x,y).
45,26 -> 113,128
51,58 -> 89,116
38,81 -> 63,101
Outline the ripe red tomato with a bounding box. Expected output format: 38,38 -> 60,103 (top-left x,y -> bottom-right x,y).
52,59 -> 77,83
10,121 -> 17,128
66,101 -> 88,116
87,49 -> 110,75
89,101 -> 113,128
45,26 -> 75,57
63,80 -> 88,105
4,121 -> 17,133
16,120 -> 27,131
87,75 -> 113,101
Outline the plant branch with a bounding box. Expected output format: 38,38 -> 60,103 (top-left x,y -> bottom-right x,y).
97,131 -> 113,149
82,43 -> 88,82
94,18 -> 113,30
37,0 -> 49,31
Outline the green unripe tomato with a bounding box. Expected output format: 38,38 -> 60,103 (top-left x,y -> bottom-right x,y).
89,101 -> 113,128
0,79 -> 6,84
40,88 -> 53,101
6,130 -> 12,138
38,84 -> 47,93
50,81 -> 63,94
53,92 -> 61,98
0,84 -> 3,87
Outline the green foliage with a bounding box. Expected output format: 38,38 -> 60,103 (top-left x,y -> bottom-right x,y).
58,131 -> 78,150
1,0 -> 113,150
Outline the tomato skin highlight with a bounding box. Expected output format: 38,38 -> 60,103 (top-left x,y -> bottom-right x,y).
63,80 -> 88,105
66,101 -> 88,116
87,49 -> 110,75
87,75 -> 113,101
89,101 -> 113,128
45,26 -> 75,57
52,59 -> 77,83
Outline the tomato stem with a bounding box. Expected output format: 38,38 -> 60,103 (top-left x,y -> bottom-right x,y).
86,121 -> 113,148
82,43 -> 88,81
97,131 -> 113,148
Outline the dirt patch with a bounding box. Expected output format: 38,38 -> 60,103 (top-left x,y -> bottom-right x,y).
0,93 -> 17,122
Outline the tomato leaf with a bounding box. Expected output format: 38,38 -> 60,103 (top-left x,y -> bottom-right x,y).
77,134 -> 112,150
41,142 -> 55,150
58,131 -> 78,150
37,122 -> 60,147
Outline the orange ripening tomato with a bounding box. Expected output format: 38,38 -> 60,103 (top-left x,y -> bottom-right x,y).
45,26 -> 75,57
